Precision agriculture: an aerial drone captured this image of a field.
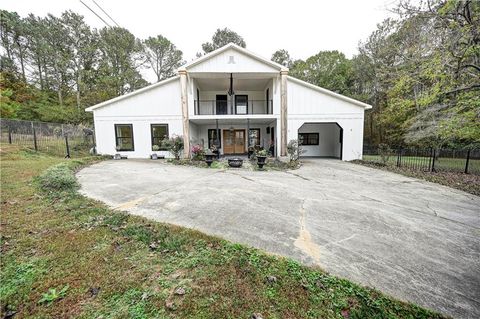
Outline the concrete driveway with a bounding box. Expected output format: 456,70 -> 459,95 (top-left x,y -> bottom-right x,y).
77,159 -> 480,318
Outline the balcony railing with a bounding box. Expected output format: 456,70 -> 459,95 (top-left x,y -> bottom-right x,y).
194,100 -> 273,115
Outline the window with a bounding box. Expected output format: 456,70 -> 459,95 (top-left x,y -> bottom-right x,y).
115,124 -> 134,151
299,133 -> 319,146
151,124 -> 169,150
249,128 -> 260,147
208,129 -> 221,149
235,95 -> 248,114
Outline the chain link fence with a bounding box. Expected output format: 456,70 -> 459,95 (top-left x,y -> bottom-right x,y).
0,118 -> 95,158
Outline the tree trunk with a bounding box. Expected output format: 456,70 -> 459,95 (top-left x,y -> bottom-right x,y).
58,87 -> 63,106
16,40 -> 26,82
37,59 -> 44,90
76,71 -> 81,110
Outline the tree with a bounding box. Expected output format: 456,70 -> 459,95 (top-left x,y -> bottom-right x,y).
144,35 -> 184,82
201,28 -> 246,53
0,10 -> 27,80
98,27 -> 147,98
271,49 -> 292,67
288,51 -> 354,96
61,11 -> 98,110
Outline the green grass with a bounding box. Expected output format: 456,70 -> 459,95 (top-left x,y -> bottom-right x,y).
363,154 -> 480,174
0,144 -> 446,318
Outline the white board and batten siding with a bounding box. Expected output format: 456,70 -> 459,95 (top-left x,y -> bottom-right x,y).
92,78 -> 183,158
287,77 -> 366,161
87,43 -> 371,160
187,48 -> 280,74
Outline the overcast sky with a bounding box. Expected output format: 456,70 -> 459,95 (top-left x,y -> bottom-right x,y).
4,0 -> 398,81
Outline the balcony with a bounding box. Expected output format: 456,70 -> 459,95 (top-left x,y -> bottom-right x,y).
194,100 -> 273,115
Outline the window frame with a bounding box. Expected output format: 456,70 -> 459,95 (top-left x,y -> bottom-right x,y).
235,95 -> 248,115
208,129 -> 221,149
114,124 -> 134,151
248,128 -> 261,147
150,124 -> 169,151
299,133 -> 319,146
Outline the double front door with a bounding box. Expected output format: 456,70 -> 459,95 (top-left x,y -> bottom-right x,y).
223,129 -> 245,154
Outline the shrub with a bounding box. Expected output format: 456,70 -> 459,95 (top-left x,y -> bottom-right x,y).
37,163 -> 78,192
161,135 -> 184,160
256,149 -> 268,157
378,143 -> 393,165
287,139 -> 305,162
152,144 -> 160,152
191,144 -> 205,160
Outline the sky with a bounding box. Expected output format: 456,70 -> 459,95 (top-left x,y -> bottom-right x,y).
4,0 -> 398,82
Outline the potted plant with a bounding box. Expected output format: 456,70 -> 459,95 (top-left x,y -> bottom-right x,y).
151,144 -> 160,159
204,149 -> 215,167
114,146 -> 122,160
256,149 -> 268,169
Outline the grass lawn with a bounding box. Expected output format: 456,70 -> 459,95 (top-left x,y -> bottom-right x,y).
354,159 -> 480,196
1,144 -> 445,318
362,155 -> 480,174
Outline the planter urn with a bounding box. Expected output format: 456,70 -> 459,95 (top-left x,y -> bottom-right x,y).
228,158 -> 243,168
257,156 -> 267,169
205,150 -> 215,167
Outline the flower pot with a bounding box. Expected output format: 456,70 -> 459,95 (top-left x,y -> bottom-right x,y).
257,156 -> 267,169
228,158 -> 243,168
114,153 -> 121,160
205,153 -> 215,167
151,153 -> 158,160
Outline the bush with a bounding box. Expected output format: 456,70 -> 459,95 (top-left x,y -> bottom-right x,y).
161,135 -> 184,160
378,143 -> 393,165
37,163 -> 79,192
256,149 -> 268,157
287,139 -> 305,162
191,144 -> 205,160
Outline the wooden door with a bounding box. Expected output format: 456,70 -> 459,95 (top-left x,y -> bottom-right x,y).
222,129 -> 245,154
234,130 -> 245,153
223,130 -> 235,154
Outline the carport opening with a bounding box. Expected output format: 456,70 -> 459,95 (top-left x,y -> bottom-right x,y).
298,123 -> 343,159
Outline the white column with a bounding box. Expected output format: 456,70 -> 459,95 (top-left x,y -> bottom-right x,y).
179,70 -> 190,158
280,70 -> 288,156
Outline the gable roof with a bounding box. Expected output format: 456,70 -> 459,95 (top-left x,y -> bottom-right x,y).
287,76 -> 372,110
85,76 -> 179,112
179,43 -> 288,72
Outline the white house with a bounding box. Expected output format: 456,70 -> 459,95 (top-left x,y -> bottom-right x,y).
86,43 -> 371,161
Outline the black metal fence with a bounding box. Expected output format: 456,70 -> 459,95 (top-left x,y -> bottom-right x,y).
0,118 -> 94,158
363,145 -> 480,175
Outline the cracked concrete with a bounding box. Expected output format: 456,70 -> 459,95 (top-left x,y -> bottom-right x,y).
294,199 -> 321,264
77,159 -> 480,319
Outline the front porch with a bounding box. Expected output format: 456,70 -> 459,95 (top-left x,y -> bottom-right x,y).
189,118 -> 278,157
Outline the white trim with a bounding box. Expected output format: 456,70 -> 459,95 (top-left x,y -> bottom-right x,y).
85,76 -> 180,112
179,43 -> 288,72
287,76 -> 372,110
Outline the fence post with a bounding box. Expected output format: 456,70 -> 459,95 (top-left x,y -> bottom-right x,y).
431,148 -> 436,172
33,127 -> 38,151
396,148 -> 401,167
465,149 -> 470,174
65,135 -> 71,158
8,127 -> 12,144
